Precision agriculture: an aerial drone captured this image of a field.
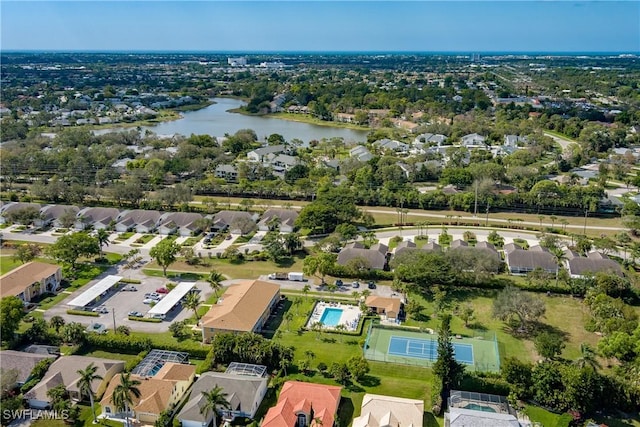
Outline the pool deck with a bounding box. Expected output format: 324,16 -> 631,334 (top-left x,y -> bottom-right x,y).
306,301 -> 361,331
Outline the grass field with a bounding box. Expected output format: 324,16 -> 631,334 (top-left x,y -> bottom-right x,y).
144,255 -> 306,280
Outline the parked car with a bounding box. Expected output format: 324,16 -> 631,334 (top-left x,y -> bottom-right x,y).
335,279 -> 344,287
367,281 -> 376,289
352,281 -> 360,288
128,311 -> 143,317
144,292 -> 162,299
225,235 -> 232,240
92,306 -> 109,314
143,298 -> 156,304
156,287 -> 169,294
122,285 -> 137,291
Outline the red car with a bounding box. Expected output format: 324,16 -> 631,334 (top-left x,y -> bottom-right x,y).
156,287 -> 169,294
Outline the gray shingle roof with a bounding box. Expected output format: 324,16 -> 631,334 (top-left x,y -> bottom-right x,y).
0,350 -> 56,385
506,249 -> 557,273
337,248 -> 386,270
567,257 -> 623,277
178,371 -> 268,422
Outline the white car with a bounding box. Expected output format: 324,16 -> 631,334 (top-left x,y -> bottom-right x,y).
122,285 -> 137,291
143,298 -> 157,304
92,306 -> 109,314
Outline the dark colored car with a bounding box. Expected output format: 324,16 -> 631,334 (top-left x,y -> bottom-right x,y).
367,281 -> 376,289
335,279 -> 344,287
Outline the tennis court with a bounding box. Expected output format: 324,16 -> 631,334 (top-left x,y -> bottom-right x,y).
364,323 -> 500,372
387,336 -> 475,365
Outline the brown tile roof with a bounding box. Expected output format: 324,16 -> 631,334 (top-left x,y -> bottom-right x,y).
0,262 -> 61,298
155,362 -> 195,381
101,373 -> 174,416
365,296 -> 403,317
201,280 -> 280,332
101,363 -> 192,416
262,381 -> 342,427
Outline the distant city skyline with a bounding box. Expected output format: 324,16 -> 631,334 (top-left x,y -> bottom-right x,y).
1,1 -> 639,53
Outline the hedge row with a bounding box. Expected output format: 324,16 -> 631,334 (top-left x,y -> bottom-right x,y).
84,332 -> 209,359
67,309 -> 100,317
119,278 -> 142,284
128,316 -> 162,323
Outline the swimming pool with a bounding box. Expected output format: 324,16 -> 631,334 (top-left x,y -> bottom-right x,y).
319,308 -> 344,327
463,403 -> 496,413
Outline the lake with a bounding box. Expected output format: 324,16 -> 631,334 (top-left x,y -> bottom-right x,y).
130,97 -> 369,143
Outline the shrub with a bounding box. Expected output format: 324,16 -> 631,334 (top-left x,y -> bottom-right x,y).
119,278 -> 142,284
66,309 -> 99,317
128,316 -> 162,323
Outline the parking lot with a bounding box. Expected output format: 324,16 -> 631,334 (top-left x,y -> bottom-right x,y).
43,271 -> 212,333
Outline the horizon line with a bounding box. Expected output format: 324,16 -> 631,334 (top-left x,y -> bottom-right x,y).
2,49 -> 639,56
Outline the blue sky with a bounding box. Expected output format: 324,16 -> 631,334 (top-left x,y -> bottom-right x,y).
1,1 -> 638,53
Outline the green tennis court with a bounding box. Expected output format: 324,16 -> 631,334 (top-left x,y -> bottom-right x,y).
364,323 -> 500,373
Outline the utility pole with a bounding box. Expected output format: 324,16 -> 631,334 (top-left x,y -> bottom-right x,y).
112,308 -> 117,333
583,206 -> 588,235
485,203 -> 490,227
473,180 -> 478,217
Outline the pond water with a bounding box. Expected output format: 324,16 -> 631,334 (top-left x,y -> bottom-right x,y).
98,97 -> 369,144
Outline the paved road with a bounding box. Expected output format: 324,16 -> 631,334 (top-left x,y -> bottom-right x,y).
191,201 -> 626,233
544,131 -> 577,153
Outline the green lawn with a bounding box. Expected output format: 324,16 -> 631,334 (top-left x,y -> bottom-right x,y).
30,404 -> 121,427
0,256 -> 22,274
181,236 -> 203,247
115,231 -> 135,241
523,405 -> 572,427
133,234 -> 154,244
144,255 -> 306,280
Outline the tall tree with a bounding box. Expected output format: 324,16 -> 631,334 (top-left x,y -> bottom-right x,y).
49,315 -> 65,333
493,286 -> 546,334
149,239 -> 180,276
0,296 -> 25,344
200,386 -> 231,424
183,291 -> 202,323
432,314 -> 464,403
77,363 -> 103,424
303,252 -> 337,282
96,229 -> 111,257
112,373 -> 141,427
47,232 -> 100,271
13,243 -> 41,264
207,270 -> 225,297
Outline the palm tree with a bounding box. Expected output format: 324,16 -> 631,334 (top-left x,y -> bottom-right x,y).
304,349 -> 316,366
200,386 -> 231,425
50,315 -> 65,333
77,363 -> 103,424
334,324 -> 346,342
284,232 -> 301,255
183,291 -> 202,323
284,312 -> 294,331
351,291 -> 360,302
302,284 -> 311,298
112,373 -> 141,427
96,229 -> 110,257
574,343 -> 601,371
206,270 -> 225,298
